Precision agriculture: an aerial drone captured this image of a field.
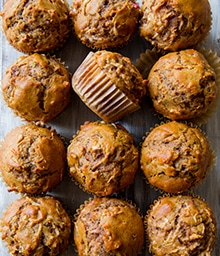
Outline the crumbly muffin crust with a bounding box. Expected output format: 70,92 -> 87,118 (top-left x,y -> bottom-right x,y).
2,53 -> 71,122
0,123 -> 66,194
71,0 -> 140,49
146,195 -> 217,256
94,51 -> 147,105
147,49 -> 217,120
67,121 -> 139,196
140,121 -> 213,193
1,196 -> 71,256
74,197 -> 145,256
0,0 -> 70,53
140,0 -> 212,52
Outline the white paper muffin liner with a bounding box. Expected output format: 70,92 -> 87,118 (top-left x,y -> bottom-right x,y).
193,46 -> 220,124
72,52 -> 140,122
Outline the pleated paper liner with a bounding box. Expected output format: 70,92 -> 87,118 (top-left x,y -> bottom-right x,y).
139,120 -> 216,195
135,47 -> 220,125
72,51 -> 140,122
144,193 -> 217,256
135,48 -> 161,79
193,46 -> 220,124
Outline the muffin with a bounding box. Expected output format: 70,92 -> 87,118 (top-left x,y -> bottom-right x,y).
0,196 -> 71,256
146,195 -> 217,255
71,0 -> 140,50
0,0 -> 70,53
147,49 -> 217,121
139,0 -> 212,52
2,53 -> 71,123
0,123 -> 67,194
74,197 -> 145,256
140,121 -> 214,194
67,121 -> 139,196
72,50 -> 147,122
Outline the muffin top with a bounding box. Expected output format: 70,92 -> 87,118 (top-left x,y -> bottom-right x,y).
67,121 -> 139,196
74,197 -> 145,256
147,49 -> 217,121
1,196 -> 71,256
1,53 -> 71,123
92,50 -> 147,105
0,123 -> 66,194
140,121 -> 213,193
0,0 -> 70,53
146,195 -> 217,256
71,0 -> 140,50
140,0 -> 212,52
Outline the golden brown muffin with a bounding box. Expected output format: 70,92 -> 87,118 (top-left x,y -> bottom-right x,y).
67,121 -> 139,196
0,123 -> 66,194
2,53 -> 71,123
0,196 -> 71,256
71,0 -> 140,50
140,121 -> 214,194
0,0 -> 70,53
146,195 -> 217,256
72,50 -> 147,122
147,49 -> 217,121
74,197 -> 145,256
140,0 -> 212,52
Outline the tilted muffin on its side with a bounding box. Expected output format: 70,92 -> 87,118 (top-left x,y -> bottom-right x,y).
67,121 -> 139,196
147,49 -> 217,121
0,196 -> 71,256
0,123 -> 67,194
2,53 -> 71,123
71,0 -> 140,50
72,50 -> 147,122
74,197 -> 145,256
146,195 -> 217,256
140,121 -> 214,194
140,0 -> 212,52
0,0 -> 71,53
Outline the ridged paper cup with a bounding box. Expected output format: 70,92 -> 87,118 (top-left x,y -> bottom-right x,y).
193,46 -> 220,124
135,48 -> 161,79
72,51 -> 140,122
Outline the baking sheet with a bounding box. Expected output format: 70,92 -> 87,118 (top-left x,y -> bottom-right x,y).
0,0 -> 219,255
